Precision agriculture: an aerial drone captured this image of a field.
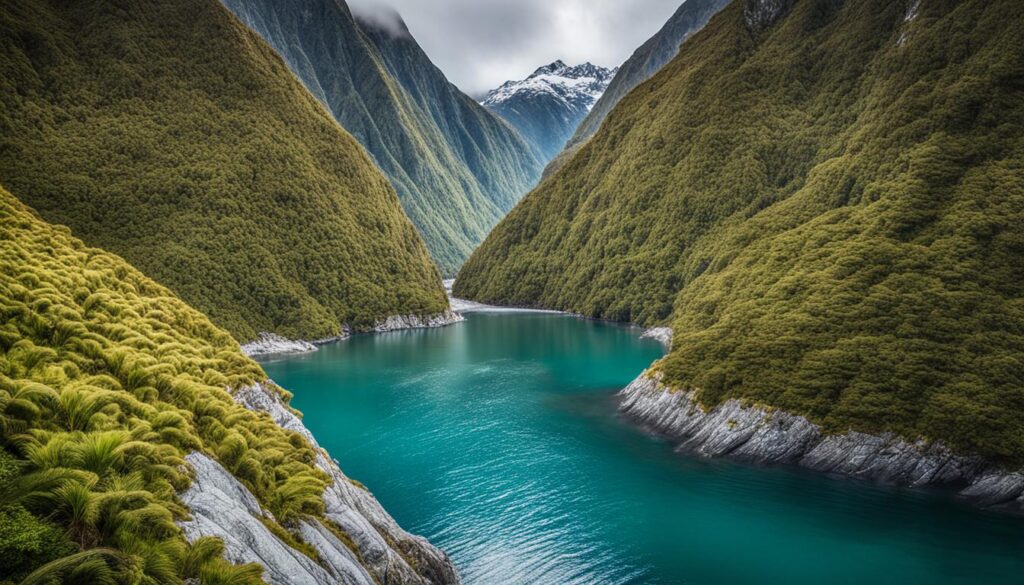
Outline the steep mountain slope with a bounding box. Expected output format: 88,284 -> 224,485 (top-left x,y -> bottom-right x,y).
0,186 -> 457,584
457,0 -> 1024,466
565,0 -> 730,154
0,0 -> 447,344
220,0 -> 543,275
482,61 -> 617,163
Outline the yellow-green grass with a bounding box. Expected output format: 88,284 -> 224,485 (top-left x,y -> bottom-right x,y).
0,186 -> 329,583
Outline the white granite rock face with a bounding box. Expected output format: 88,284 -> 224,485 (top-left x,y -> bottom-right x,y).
374,310 -> 465,332
243,311 -> 463,357
233,382 -> 315,443
743,0 -> 793,32
232,382 -> 460,584
619,372 -> 1024,511
179,452 -> 376,585
296,519 -> 377,585
241,333 -> 320,357
960,472 -> 1024,507
641,327 -> 673,348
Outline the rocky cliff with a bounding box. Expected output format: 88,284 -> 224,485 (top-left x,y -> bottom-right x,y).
456,0 -> 1024,475
0,0 -> 449,343
620,372 -> 1024,512
182,382 -> 461,584
0,183 -> 459,582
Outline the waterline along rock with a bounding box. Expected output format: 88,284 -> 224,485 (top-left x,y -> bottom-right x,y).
640,327 -> 674,348
242,311 -> 465,357
619,373 -> 1024,511
0,185 -> 457,582
374,311 -> 466,333
180,452 -> 377,585
0,0 -> 449,343
230,382 -> 461,584
455,0 -> 1024,489
240,333 -> 320,357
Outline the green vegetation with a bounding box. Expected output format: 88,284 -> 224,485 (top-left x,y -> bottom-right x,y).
0,185 -> 335,583
457,0 -> 1024,463
563,0 -> 729,154
0,0 -> 447,343
223,0 -> 543,275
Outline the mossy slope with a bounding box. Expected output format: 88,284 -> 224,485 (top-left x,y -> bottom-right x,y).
221,0 -> 543,275
0,185 -> 326,583
0,0 -> 447,343
457,0 -> 1024,463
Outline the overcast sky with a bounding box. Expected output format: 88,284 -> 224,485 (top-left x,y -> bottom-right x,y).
349,0 -> 685,96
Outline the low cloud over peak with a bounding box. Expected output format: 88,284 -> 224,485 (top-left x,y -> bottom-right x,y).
349,0 -> 686,95
349,0 -> 410,38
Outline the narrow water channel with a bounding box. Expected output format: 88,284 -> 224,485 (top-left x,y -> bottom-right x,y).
260,311 -> 1024,585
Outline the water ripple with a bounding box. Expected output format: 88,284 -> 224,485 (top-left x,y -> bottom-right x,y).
264,313 -> 1024,585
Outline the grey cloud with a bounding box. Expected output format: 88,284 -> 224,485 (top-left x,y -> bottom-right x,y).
350,0 -> 686,95
348,1 -> 410,38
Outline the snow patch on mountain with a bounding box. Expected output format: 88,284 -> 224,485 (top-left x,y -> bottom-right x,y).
482,60 -> 617,113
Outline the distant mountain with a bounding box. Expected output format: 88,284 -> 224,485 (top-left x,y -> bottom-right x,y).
0,0 -> 448,343
221,0 -> 542,275
482,61 -> 617,163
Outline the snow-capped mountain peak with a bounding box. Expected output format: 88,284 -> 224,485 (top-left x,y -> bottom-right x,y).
482,61 -> 617,112
480,60 -> 618,162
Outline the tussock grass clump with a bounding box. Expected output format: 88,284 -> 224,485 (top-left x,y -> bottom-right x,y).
0,187 -> 330,583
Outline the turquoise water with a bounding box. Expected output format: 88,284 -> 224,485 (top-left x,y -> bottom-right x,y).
261,312 -> 1024,585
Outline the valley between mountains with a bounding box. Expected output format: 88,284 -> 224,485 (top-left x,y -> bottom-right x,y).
1,0 -> 1022,584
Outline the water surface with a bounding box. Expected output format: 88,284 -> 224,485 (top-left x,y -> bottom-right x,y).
261,312 -> 1024,585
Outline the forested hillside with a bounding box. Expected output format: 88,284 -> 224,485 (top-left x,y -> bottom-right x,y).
457,0 -> 1024,463
0,0 -> 447,343
563,0 -> 729,155
0,185 -> 316,583
221,0 -> 543,275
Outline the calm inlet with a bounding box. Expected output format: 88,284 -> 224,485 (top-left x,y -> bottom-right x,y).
260,311 -> 1024,585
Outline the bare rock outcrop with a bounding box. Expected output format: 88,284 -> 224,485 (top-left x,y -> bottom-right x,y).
179,452 -> 376,585
232,382 -> 460,584
620,372 -> 1024,511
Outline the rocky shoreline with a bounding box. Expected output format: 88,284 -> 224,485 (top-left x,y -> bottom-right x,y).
640,326 -> 673,347
180,381 -> 460,585
619,371 -> 1024,512
443,279 -> 563,314
374,310 -> 465,333
241,310 -> 465,357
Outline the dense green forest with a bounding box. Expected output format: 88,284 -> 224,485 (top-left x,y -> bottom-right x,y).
456,0 -> 1024,463
0,186 -> 340,583
222,0 -> 543,275
0,0 -> 448,343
